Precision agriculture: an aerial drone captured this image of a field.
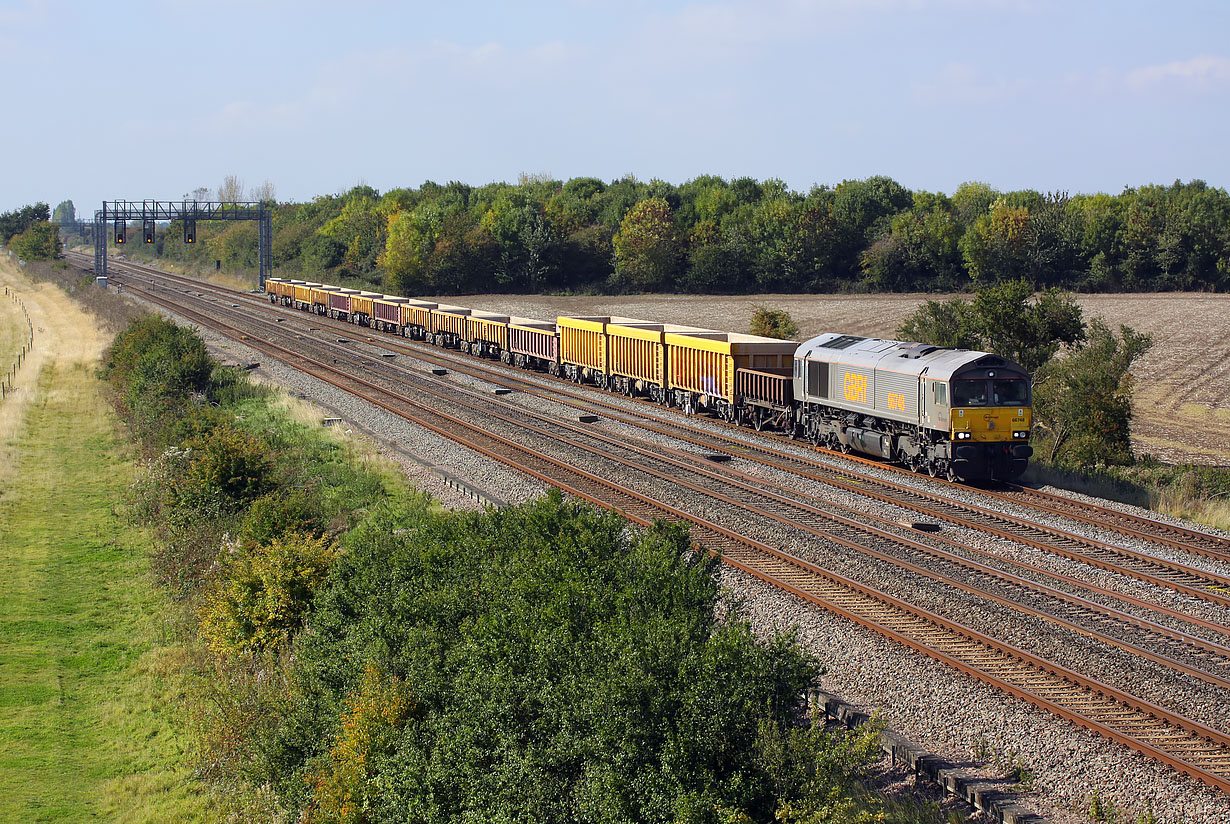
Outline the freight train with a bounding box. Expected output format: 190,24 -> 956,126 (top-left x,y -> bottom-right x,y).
265,278 -> 1033,482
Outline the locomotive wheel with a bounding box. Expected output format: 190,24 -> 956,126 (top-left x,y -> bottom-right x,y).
946,466 -> 960,483
927,462 -> 938,478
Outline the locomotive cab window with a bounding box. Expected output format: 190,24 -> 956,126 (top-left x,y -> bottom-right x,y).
951,379 -> 987,407
992,378 -> 1029,405
933,383 -> 947,406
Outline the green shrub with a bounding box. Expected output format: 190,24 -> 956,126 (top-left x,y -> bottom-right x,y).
264,493 -> 883,823
750,305 -> 800,340
184,424 -> 275,508
238,490 -> 326,549
200,532 -> 339,656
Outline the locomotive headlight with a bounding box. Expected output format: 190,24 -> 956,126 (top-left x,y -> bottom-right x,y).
954,431 -> 972,440
1013,430 -> 1030,439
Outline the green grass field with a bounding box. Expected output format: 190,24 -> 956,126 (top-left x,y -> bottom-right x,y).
0,359 -> 214,822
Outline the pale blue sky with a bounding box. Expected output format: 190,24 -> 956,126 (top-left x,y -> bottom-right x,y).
4,0 -> 1228,214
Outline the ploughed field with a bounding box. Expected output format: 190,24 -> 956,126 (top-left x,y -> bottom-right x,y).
436,292 -> 1230,467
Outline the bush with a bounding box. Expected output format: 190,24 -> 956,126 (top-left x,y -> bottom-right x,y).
200,532 -> 339,656
184,424 -> 275,508
1031,319 -> 1152,467
264,493 -> 882,823
237,489 -> 327,549
305,664 -> 417,824
750,306 -> 800,340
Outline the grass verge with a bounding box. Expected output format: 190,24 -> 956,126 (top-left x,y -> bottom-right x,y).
0,359 -> 214,821
1023,459 -> 1230,532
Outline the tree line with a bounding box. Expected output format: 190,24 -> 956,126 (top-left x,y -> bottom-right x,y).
103,175 -> 1230,295
0,202 -> 60,261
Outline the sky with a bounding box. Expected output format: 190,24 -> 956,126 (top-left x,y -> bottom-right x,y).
3,0 -> 1229,216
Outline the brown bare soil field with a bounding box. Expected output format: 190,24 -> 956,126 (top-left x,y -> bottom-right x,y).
433,292 -> 1230,467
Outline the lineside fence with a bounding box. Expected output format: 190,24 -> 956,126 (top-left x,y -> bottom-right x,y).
1,256 -> 36,400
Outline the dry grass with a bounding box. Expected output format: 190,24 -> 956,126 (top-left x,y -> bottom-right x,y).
0,256 -> 107,465
1155,494 -> 1230,532
0,283 -> 27,380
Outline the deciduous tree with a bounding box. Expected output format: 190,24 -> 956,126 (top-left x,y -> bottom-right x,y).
612,196 -> 681,292
1032,319 -> 1152,467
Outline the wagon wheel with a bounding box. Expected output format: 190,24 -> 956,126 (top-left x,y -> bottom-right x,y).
752,409 -> 764,431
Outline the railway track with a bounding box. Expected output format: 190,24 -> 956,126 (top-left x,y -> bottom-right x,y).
94,259 -> 1230,795
87,255 -> 1230,568
97,260 -> 1230,564
101,259 -> 1230,635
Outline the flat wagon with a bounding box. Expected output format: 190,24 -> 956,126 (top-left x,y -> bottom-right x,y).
400,300 -> 437,339
307,284 -> 339,315
606,321 -> 668,400
348,291 -> 380,325
293,281 -> 320,310
328,288 -> 360,320
558,315 -> 655,387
